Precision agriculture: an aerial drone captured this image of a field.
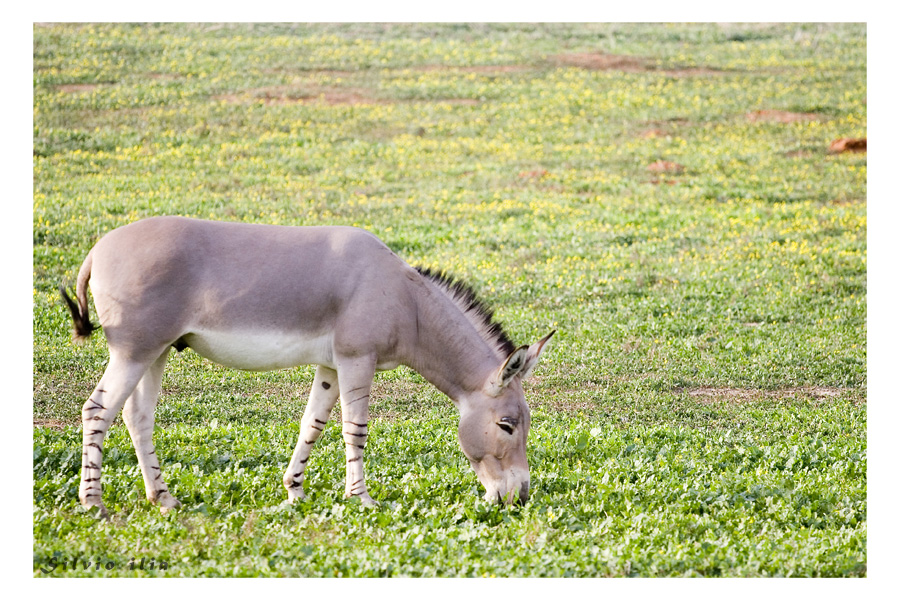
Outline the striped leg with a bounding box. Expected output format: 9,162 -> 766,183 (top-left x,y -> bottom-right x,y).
122,350 -> 180,514
336,356 -> 377,505
79,352 -> 153,517
283,366 -> 340,502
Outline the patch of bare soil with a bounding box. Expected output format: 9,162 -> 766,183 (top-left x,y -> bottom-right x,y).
412,64 -> 534,74
524,378 -> 611,413
785,149 -> 816,158
638,118 -> 692,140
828,138 -> 867,154
647,160 -> 685,185
215,86 -> 480,106
549,52 -> 648,72
647,160 -> 685,174
33,418 -> 68,430
657,67 -> 728,77
145,72 -> 181,80
640,128 -> 667,139
679,386 -> 855,404
368,379 -> 440,421
215,86 -> 384,106
261,68 -> 359,78
432,98 -> 481,106
746,109 -> 821,123
55,83 -> 102,94
34,379 -> 95,400
549,53 -> 727,77
831,196 -> 865,206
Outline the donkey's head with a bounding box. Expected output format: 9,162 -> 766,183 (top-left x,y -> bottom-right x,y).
457,331 -> 554,505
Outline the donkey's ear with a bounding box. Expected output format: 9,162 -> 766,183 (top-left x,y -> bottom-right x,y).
520,330 -> 555,379
484,345 -> 529,396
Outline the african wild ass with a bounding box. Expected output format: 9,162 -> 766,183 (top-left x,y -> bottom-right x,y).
61,216 -> 554,516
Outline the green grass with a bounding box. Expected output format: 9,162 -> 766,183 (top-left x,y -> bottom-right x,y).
33,23 -> 866,577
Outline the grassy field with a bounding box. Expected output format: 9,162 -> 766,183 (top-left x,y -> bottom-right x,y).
32,23 -> 866,577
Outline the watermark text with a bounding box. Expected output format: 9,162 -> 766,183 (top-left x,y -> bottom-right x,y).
38,556 -> 169,574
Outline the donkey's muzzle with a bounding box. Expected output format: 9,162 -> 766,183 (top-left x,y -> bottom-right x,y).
518,481 -> 530,505
493,481 -> 529,506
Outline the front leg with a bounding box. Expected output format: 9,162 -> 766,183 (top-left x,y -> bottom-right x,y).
336,355 -> 377,506
283,366 -> 340,502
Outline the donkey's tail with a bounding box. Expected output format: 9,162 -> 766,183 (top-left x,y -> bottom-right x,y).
59,250 -> 97,345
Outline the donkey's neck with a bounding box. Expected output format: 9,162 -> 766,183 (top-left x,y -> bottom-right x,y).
401,278 -> 502,401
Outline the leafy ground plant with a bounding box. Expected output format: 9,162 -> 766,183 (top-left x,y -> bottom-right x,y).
33,23 -> 866,577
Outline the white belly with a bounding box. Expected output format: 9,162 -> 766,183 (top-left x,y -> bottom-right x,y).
182,329 -> 335,371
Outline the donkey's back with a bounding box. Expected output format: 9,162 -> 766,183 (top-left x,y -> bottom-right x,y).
83,216 -> 417,369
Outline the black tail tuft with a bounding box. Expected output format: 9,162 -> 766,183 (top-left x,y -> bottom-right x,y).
59,284 -> 97,343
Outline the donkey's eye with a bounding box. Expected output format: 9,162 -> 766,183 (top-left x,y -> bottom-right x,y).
497,417 -> 517,435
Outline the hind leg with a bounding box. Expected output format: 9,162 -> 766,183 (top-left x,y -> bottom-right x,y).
122,349 -> 180,514
79,351 -> 155,517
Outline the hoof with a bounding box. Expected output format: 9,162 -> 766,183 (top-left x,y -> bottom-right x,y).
286,487 -> 306,503
152,491 -> 182,514
81,500 -> 109,519
347,492 -> 379,507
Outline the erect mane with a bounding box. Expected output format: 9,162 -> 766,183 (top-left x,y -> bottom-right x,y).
415,266 -> 516,359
